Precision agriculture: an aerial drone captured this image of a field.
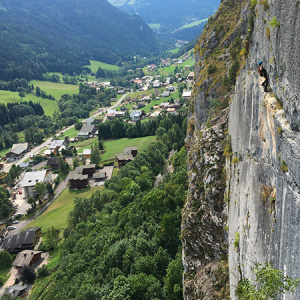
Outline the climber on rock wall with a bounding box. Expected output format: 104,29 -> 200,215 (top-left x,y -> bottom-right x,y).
258,61 -> 269,92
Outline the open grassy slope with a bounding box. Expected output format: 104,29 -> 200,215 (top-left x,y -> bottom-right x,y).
0,90 -> 58,116
30,80 -> 79,100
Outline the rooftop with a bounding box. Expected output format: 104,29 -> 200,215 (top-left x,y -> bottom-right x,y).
20,170 -> 49,187
49,140 -> 65,149
12,250 -> 43,268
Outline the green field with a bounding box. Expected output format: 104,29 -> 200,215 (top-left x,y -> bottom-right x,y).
102,136 -> 156,161
0,90 -> 59,116
177,18 -> 208,30
0,266 -> 11,285
169,48 -> 180,54
85,60 -> 120,73
148,23 -> 161,30
26,186 -> 102,233
62,127 -> 79,139
30,80 -> 79,100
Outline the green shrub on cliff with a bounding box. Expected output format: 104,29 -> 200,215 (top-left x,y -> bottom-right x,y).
236,262 -> 300,299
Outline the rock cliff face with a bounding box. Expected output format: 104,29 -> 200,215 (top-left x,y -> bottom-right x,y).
183,0 -> 300,299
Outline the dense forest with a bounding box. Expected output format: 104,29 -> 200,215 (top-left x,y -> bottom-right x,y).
113,0 -> 219,39
34,120 -> 187,299
0,0 -> 164,81
98,112 -> 187,151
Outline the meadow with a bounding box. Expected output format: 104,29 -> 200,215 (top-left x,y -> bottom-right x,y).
85,60 -> 120,73
26,186 -> 102,233
177,18 -> 208,30
0,90 -> 59,116
30,80 -> 79,100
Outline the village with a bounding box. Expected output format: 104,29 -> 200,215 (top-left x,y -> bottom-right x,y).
0,52 -> 194,297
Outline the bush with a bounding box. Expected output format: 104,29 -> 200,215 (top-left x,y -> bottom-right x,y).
20,266 -> 36,284
0,251 -> 13,268
207,64 -> 218,75
269,17 -> 280,29
37,265 -> 50,278
234,232 -> 240,249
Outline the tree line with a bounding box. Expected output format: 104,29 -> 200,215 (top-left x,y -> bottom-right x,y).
34,134 -> 188,299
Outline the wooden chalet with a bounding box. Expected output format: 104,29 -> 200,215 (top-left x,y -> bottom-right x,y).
5,285 -> 29,298
115,146 -> 138,168
68,172 -> 89,189
2,227 -> 42,254
12,250 -> 43,270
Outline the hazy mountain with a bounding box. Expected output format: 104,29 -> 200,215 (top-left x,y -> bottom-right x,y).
0,0 -> 164,80
107,0 -> 220,40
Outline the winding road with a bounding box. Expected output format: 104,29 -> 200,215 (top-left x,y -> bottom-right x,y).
2,93 -> 128,173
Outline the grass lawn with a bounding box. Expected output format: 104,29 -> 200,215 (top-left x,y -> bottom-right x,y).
29,272 -> 56,300
0,148 -> 10,157
85,60 -> 120,73
30,80 -> 79,100
148,23 -> 161,30
0,90 -> 58,116
0,266 -> 11,285
26,186 -> 102,233
62,127 -> 79,139
179,18 -> 208,29
76,137 -> 98,153
169,48 -> 180,54
102,136 -> 156,161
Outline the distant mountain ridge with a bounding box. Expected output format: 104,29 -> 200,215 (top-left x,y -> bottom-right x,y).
108,0 -> 220,40
0,0 -> 163,81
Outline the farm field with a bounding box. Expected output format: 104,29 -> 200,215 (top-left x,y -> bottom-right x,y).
0,90 -> 59,116
85,60 -> 120,73
30,80 -> 79,100
102,136 -> 156,161
177,18 -> 208,30
148,23 -> 161,30
26,186 -> 102,233
62,127 -> 79,139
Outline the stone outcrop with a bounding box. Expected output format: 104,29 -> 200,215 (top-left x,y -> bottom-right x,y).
184,0 -> 300,299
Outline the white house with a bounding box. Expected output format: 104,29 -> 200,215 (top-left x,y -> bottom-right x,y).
20,170 -> 52,198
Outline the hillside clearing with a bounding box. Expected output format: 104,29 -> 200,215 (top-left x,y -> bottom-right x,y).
0,90 -> 58,116
30,80 -> 79,100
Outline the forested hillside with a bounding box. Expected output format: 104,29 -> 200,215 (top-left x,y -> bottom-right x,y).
30,113 -> 188,299
0,0 -> 163,81
109,0 -> 220,39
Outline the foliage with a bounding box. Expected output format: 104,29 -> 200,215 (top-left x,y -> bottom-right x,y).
37,265 -> 50,278
236,262 -> 300,299
223,137 -> 232,157
99,113 -> 186,152
250,0 -> 258,7
45,227 -> 60,250
280,159 -> 288,173
0,251 -> 13,268
234,232 -> 240,249
0,187 -> 14,219
268,17 -> 280,29
34,182 -> 46,202
20,266 -> 36,284
207,64 -> 218,75
259,0 -> 269,10
90,143 -> 101,168
36,137 -> 188,299
0,0 -> 162,81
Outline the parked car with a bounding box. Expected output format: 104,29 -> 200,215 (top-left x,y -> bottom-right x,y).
13,212 -> 24,218
12,220 -> 19,224
7,226 -> 16,230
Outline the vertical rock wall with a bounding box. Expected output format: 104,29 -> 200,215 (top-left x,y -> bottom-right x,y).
185,0 -> 300,299
228,0 -> 300,299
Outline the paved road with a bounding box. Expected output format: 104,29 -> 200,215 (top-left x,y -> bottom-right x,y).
3,177 -> 68,240
2,94 -> 128,239
2,94 -> 128,173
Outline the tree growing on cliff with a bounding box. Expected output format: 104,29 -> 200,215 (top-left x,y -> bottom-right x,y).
236,262 -> 300,299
